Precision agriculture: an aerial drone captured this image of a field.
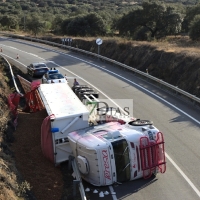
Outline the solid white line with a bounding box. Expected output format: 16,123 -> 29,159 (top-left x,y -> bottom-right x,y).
166,153 -> 200,197
2,42 -> 200,198
109,186 -> 118,200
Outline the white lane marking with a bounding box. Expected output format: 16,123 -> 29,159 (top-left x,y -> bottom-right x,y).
2,43 -> 200,198
8,46 -> 17,49
166,153 -> 200,197
0,44 -> 42,58
1,53 -> 28,67
28,53 -> 40,57
109,186 -> 117,200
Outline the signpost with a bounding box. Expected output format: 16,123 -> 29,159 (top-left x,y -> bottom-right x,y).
62,38 -> 73,46
96,38 -> 103,57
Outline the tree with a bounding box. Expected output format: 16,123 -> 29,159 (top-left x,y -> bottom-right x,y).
140,1 -> 167,38
84,13 -> 107,36
0,15 -> 18,29
182,4 -> 200,33
52,15 -> 64,34
116,0 -> 183,39
26,16 -> 45,36
116,11 -> 138,37
66,13 -> 107,36
189,15 -> 200,40
66,16 -> 90,36
163,7 -> 183,36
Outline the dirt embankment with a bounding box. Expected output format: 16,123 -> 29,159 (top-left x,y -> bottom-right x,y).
0,59 -> 29,200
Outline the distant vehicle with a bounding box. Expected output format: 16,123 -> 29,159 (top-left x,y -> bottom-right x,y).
41,69 -> 68,84
27,62 -> 49,77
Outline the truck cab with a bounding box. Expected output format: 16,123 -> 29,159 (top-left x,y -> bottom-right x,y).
68,120 -> 166,186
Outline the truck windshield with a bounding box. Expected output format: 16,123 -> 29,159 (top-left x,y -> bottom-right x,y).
111,139 -> 130,182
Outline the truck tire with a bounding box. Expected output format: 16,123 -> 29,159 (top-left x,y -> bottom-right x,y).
81,91 -> 99,100
72,85 -> 85,92
78,88 -> 94,99
128,119 -> 153,126
74,85 -> 89,94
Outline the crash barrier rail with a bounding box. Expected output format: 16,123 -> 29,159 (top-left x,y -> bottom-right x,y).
0,55 -> 23,128
0,54 -> 22,95
68,155 -> 87,200
1,32 -> 200,107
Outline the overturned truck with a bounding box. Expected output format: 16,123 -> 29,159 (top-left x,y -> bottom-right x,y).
13,78 -> 166,186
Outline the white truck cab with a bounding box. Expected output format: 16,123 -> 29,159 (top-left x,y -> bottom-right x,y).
68,120 -> 166,186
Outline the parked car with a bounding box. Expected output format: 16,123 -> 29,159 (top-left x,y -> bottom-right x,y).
27,62 -> 49,77
42,69 -> 68,84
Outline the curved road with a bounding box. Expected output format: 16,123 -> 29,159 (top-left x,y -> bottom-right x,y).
0,37 -> 200,200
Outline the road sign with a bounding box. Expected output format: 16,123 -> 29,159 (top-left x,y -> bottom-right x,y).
96,38 -> 103,46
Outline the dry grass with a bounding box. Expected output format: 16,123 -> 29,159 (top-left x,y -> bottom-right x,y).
70,35 -> 200,57
15,30 -> 200,55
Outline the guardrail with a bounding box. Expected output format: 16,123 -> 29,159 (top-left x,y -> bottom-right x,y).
0,54 -> 22,95
68,155 -> 87,200
1,32 -> 200,107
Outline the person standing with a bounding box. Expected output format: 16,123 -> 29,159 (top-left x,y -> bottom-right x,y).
73,78 -> 79,86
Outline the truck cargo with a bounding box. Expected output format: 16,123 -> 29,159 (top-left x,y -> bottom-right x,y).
38,83 -> 90,164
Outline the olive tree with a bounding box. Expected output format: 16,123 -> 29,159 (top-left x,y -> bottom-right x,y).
26,16 -> 45,36
0,15 -> 18,29
189,15 -> 200,40
116,0 -> 183,39
66,13 -> 107,36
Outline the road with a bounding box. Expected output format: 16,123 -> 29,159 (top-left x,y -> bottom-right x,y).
0,37 -> 200,200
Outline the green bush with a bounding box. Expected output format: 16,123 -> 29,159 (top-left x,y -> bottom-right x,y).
189,15 -> 200,40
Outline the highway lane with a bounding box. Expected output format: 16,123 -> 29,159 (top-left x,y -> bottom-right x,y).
0,37 -> 200,200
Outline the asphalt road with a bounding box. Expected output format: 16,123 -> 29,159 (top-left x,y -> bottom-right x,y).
0,37 -> 200,200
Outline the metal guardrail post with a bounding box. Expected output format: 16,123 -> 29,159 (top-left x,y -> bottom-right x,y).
69,155 -> 87,200
73,180 -> 80,197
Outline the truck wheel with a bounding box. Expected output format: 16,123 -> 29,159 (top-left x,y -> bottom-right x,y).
128,119 -> 153,126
